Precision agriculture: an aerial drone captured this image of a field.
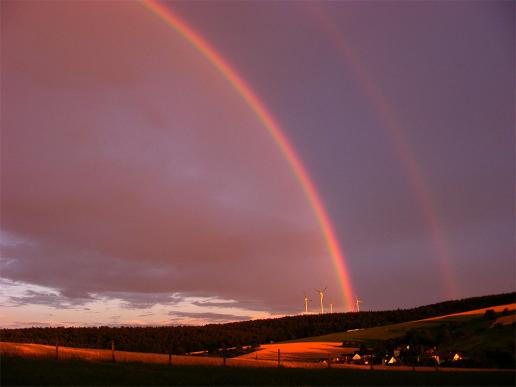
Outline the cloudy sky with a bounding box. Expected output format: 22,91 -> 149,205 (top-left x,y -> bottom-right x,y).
1,1 -> 513,327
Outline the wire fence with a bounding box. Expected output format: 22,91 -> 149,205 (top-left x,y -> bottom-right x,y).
1,342 -> 509,372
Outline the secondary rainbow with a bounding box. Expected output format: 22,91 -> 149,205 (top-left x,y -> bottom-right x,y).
307,3 -> 458,298
140,0 -> 355,310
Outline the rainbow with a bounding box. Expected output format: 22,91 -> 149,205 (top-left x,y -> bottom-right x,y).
140,0 -> 355,310
306,3 -> 458,299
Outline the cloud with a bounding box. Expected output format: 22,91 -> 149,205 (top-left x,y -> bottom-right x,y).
0,278 -> 90,309
168,311 -> 252,323
7,321 -> 57,328
191,299 -> 238,308
4,290 -> 86,310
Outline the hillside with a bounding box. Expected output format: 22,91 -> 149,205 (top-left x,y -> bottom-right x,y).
291,303 -> 515,343
274,304 -> 515,368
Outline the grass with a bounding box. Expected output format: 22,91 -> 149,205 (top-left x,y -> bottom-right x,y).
291,313 -> 515,346
289,318 -> 464,344
2,355 -> 515,386
451,323 -> 515,353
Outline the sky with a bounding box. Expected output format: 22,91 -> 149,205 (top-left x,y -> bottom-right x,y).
1,1 -> 514,328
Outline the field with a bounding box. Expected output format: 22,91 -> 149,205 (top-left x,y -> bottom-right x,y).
289,303 -> 515,344
236,341 -> 354,362
0,342 -> 275,369
2,355 -> 515,386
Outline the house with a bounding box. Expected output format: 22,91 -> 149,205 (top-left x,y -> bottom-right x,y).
387,356 -> 398,365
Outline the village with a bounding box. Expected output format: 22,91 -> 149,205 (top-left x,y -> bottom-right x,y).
334,341 -> 463,368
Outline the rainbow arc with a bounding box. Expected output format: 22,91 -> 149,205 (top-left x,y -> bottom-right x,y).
140,0 -> 355,310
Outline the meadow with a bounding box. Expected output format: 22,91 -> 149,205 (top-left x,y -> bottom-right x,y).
2,355 -> 515,386
290,303 -> 515,345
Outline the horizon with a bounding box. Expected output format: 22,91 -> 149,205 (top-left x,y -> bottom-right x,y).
1,1 -> 514,328
2,291 -> 513,329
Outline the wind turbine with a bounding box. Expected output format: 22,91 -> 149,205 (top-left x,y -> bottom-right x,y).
303,294 -> 312,314
315,287 -> 327,314
355,297 -> 363,313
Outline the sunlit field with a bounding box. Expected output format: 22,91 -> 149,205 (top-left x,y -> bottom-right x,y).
292,304 -> 516,343
236,342 -> 353,363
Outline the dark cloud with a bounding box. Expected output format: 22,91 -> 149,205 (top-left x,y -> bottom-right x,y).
168,311 -> 252,323
2,289 -> 90,310
191,300 -> 237,308
7,321 -> 56,328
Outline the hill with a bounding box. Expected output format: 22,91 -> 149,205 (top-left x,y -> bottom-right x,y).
273,304 -> 515,368
291,303 -> 515,343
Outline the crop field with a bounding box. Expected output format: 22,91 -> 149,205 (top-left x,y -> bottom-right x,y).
2,354 -> 515,386
0,342 -> 277,369
236,341 -> 355,362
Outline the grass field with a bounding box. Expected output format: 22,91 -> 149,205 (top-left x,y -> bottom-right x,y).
236,341 -> 353,362
290,303 -> 516,344
2,355 -> 515,386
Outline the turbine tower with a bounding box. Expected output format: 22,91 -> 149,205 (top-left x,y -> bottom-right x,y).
303,294 -> 311,314
355,297 -> 363,313
330,303 -> 333,314
315,287 -> 327,314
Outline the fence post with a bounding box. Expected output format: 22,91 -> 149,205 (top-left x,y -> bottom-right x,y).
327,357 -> 331,369
223,347 -> 226,366
370,353 -> 373,370
55,338 -> 59,360
111,340 -> 115,362
168,352 -> 172,366
277,349 -> 280,368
